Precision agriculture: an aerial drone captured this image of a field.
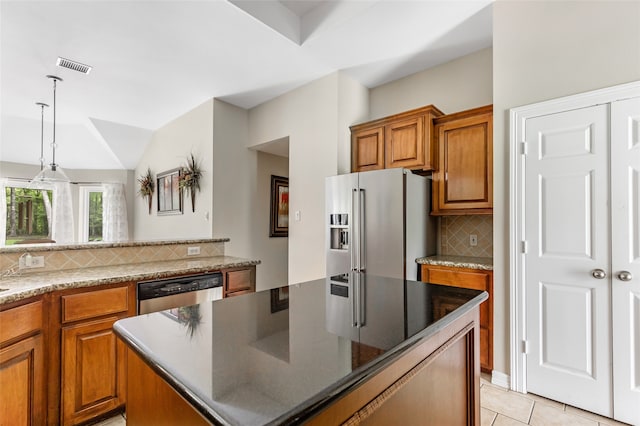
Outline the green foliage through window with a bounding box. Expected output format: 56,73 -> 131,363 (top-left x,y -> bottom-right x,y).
88,191 -> 103,242
5,187 -> 53,245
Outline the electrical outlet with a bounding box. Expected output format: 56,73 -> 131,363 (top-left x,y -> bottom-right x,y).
187,246 -> 201,256
470,234 -> 478,247
19,254 -> 45,269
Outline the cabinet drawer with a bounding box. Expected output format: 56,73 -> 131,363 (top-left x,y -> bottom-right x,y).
62,286 -> 129,323
0,300 -> 43,344
427,268 -> 489,290
226,269 -> 252,293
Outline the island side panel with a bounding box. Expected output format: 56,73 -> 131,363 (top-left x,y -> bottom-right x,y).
306,306 -> 481,425
126,349 -> 211,426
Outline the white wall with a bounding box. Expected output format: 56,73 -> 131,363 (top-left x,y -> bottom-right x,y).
492,0 -> 640,376
255,151 -> 288,289
1,161 -> 135,241
212,99 -> 290,291
369,48 -> 493,119
337,75 -> 369,174
133,99 -> 214,240
248,72 -> 369,284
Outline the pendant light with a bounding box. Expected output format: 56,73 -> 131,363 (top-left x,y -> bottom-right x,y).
31,75 -> 70,186
35,102 -> 49,171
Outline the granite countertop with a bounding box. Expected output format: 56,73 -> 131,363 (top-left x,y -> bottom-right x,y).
114,273 -> 487,425
0,238 -> 230,253
416,255 -> 493,271
0,256 -> 259,305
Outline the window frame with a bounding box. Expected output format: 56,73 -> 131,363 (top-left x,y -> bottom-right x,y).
77,185 -> 105,243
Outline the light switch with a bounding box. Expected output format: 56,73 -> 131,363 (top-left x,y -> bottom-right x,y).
295,210 -> 301,221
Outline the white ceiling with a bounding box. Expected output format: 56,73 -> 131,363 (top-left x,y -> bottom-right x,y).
0,0 -> 493,170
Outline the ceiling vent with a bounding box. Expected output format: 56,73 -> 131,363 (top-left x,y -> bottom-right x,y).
56,57 -> 92,74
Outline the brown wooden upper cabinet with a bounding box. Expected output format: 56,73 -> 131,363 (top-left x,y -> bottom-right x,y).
432,105 -> 493,215
350,105 -> 443,172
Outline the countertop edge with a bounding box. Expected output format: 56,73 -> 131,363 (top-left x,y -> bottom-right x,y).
416,256 -> 493,271
0,256 -> 260,305
0,238 -> 231,253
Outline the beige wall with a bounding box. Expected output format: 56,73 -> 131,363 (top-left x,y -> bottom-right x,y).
212,99 -> 290,291
369,48 -> 493,119
492,0 -> 640,377
255,151 -> 289,290
133,99 -> 214,241
248,72 -> 369,284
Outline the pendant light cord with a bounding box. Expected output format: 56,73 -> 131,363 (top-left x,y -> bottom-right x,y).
36,102 -> 49,171
46,75 -> 63,172
52,77 -> 57,171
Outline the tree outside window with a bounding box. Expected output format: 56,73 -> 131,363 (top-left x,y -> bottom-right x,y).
4,186 -> 53,245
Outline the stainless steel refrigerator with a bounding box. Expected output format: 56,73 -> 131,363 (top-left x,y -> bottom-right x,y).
325,168 -> 436,280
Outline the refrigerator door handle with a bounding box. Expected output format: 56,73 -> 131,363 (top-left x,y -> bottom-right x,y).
359,274 -> 366,327
359,189 -> 366,272
351,188 -> 358,272
352,273 -> 359,327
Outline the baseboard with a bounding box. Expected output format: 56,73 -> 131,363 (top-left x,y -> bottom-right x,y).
491,370 -> 510,389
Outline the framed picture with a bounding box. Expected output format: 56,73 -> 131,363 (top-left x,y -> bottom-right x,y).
157,168 -> 183,215
270,286 -> 289,313
269,175 -> 289,237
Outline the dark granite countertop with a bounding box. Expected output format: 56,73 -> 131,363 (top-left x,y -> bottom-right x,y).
416,255 -> 493,271
0,256 -> 259,305
114,273 -> 487,425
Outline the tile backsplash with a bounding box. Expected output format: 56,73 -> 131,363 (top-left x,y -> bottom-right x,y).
0,241 -> 225,275
439,215 -> 493,257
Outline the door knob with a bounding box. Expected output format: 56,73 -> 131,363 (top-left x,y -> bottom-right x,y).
592,269 -> 607,279
617,271 -> 632,282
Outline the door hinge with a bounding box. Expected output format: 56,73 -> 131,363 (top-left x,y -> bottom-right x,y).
521,241 -> 528,254
522,340 -> 529,354
521,142 -> 528,155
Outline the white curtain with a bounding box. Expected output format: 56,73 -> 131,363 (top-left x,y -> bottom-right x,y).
102,183 -> 129,242
0,179 -> 6,246
52,181 -> 75,244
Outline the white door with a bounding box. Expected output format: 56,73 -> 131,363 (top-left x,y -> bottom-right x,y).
611,97 -> 640,425
524,105 -> 612,416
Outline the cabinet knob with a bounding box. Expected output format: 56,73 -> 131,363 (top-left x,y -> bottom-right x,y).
617,271 -> 632,282
591,269 -> 606,279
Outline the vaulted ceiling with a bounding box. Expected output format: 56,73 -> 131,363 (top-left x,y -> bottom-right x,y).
0,0 -> 492,170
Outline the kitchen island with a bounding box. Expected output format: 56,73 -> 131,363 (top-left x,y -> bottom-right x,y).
114,273 -> 487,425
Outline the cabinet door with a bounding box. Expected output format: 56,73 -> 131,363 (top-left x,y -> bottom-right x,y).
433,110 -> 493,214
421,265 -> 493,372
61,316 -> 126,425
0,334 -> 45,425
351,126 -> 384,172
385,115 -> 425,170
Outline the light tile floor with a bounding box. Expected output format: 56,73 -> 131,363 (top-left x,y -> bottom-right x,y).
479,374 -> 631,426
95,376 -> 631,425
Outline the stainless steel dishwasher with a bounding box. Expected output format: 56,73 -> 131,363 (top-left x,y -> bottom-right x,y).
137,272 -> 223,314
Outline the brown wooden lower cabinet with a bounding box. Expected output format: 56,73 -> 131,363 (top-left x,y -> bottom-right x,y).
421,264 -> 493,373
52,282 -> 136,426
0,299 -> 46,426
223,266 -> 256,298
61,316 -> 127,425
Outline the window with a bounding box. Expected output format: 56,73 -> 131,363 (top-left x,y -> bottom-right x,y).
78,186 -> 104,242
4,183 -> 53,245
